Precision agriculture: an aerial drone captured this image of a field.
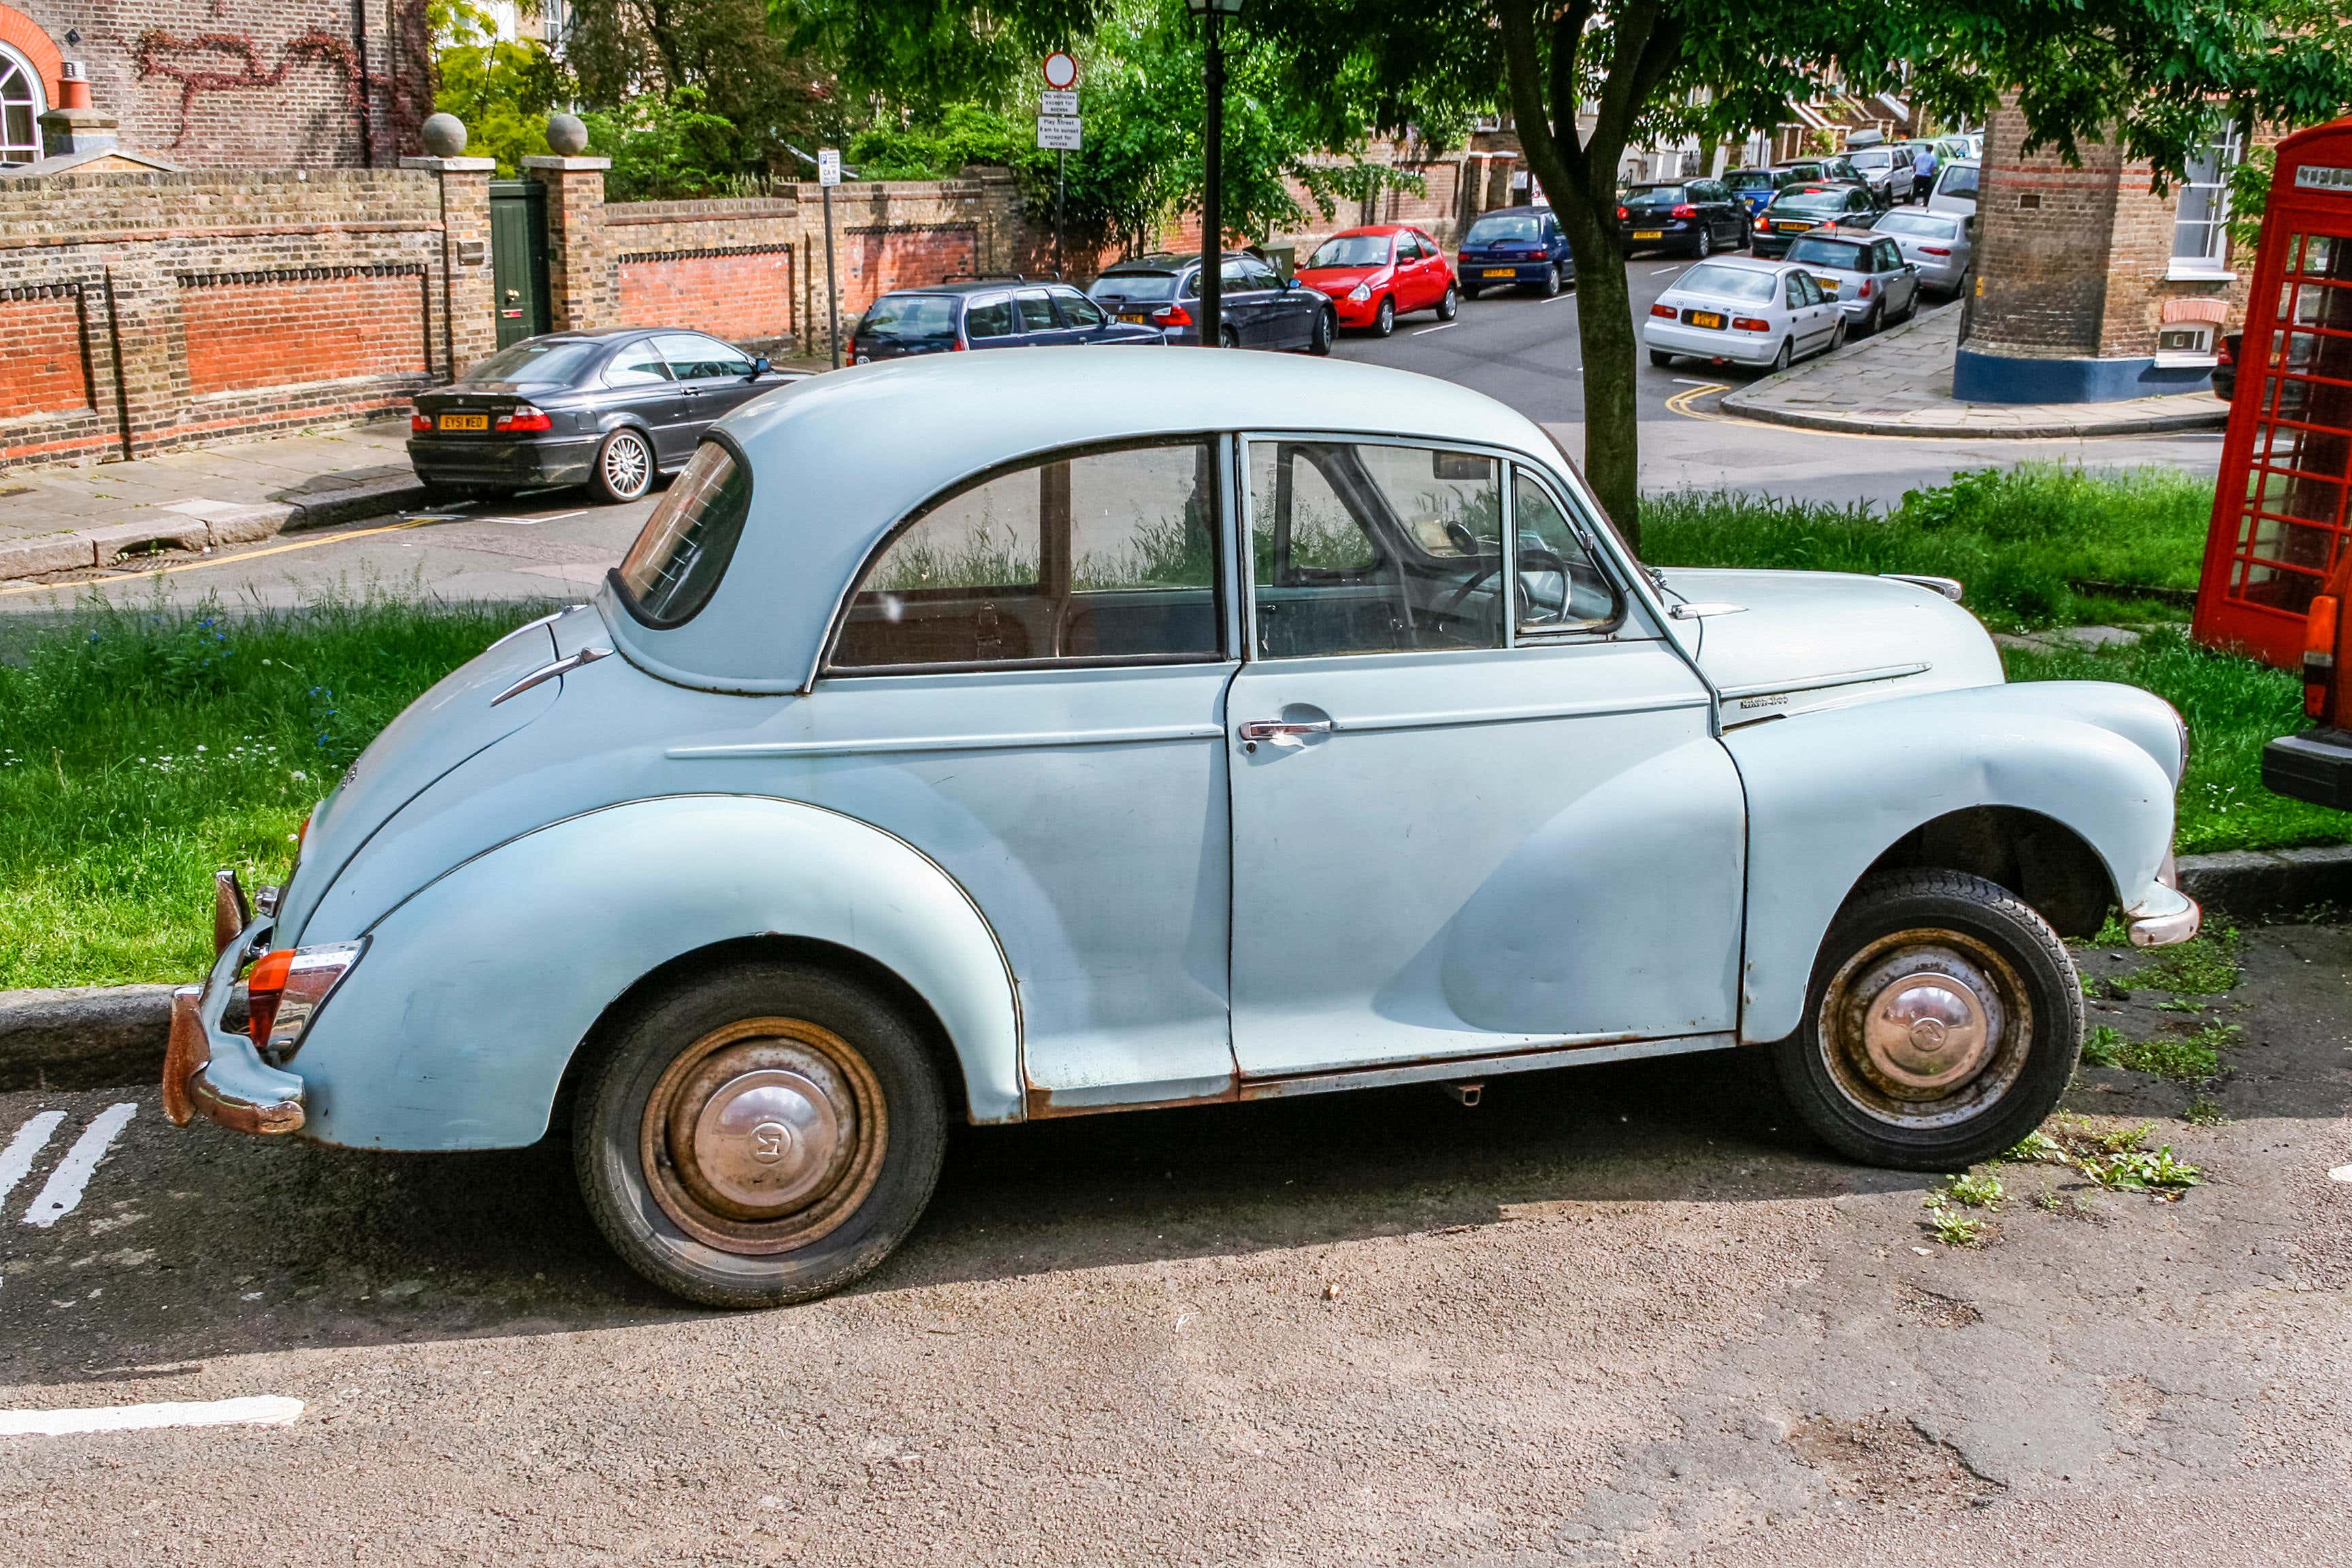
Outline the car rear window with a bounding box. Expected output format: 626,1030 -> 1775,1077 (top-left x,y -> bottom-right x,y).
1874,211 -> 1959,240
1091,272 -> 1178,301
1785,237 -> 1870,269
1465,214 -> 1541,244
1674,263 -> 1777,303
1937,165 -> 1980,199
1725,172 -> 1776,191
462,339 -> 602,385
1626,185 -> 1686,206
1773,189 -> 1852,214
859,294 -> 959,340
612,440 -> 753,627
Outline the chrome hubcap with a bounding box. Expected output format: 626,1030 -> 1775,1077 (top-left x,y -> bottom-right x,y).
605,436 -> 649,493
687,1065 -> 845,1213
1818,930 -> 2031,1128
1859,965 -> 1992,1092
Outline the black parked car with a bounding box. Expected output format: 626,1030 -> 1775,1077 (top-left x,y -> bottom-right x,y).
1617,179 -> 1750,257
1750,183 -> 1882,257
1088,251 -> 1333,351
2212,329 -> 2244,401
850,278 -> 1162,361
408,329 -> 802,504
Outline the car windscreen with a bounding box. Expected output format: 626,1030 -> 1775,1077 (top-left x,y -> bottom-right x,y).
1673,264 -> 1778,304
858,294 -> 960,341
1624,185 -> 1686,207
1724,172 -> 1776,191
1464,214 -> 1541,244
1847,149 -> 1893,169
1785,237 -> 1871,270
1874,211 -> 1959,240
1771,190 -> 1852,215
1091,272 -> 1179,301
1307,234 -> 1392,267
612,440 -> 753,627
1938,165 -> 1980,199
461,339 -> 603,385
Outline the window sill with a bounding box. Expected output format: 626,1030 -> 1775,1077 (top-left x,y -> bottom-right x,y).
2163,260 -> 2238,283
2152,353 -> 2219,370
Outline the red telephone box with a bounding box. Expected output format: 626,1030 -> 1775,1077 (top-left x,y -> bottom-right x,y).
2194,116 -> 2352,668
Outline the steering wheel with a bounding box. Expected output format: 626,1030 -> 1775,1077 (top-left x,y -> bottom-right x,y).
1514,544 -> 1572,625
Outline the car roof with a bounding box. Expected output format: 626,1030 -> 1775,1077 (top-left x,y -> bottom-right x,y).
1324,224 -> 1409,238
595,348 -> 1569,693
1671,256 -> 1798,276
1471,205 -> 1552,220
872,278 -> 1058,297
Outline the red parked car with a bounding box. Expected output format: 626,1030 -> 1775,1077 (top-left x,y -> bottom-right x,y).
1294,225 -> 1459,336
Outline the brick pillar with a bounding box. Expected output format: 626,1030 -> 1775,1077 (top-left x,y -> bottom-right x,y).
403,154 -> 497,376
524,154 -> 611,331
101,256 -> 176,459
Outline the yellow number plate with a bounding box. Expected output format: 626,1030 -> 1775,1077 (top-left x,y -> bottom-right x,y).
1482,268 -> 1516,278
439,413 -> 489,431
1687,310 -> 1725,329
1776,223 -> 1809,232
1814,276 -> 1842,294
1120,312 -> 1151,323
1632,229 -> 1664,241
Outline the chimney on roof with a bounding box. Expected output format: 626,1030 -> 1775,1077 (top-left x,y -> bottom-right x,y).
41,65 -> 120,157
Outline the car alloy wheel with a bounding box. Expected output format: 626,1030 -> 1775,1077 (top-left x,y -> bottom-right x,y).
1827,318 -> 1848,354
1437,283 -> 1459,321
593,428 -> 654,503
1695,226 -> 1712,259
1538,263 -> 1561,298
1862,302 -> 1884,337
1373,296 -> 1396,336
1308,305 -> 1334,355
1220,325 -> 1241,348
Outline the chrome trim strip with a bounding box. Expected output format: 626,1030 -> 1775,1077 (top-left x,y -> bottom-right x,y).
668,723 -> 1226,759
1714,662 -> 1931,702
1239,1031 -> 1736,1100
491,644 -> 611,706
1331,693 -> 1711,734
487,604 -> 585,652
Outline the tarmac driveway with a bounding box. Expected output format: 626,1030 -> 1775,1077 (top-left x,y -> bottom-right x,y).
0,923 -> 2347,1566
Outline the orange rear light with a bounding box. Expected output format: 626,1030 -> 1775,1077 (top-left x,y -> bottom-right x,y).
246,947 -> 295,1049
410,410 -> 431,433
1154,303 -> 1194,327
1733,316 -> 1769,331
495,404 -> 553,434
2305,593 -> 2340,718
1650,303 -> 1675,318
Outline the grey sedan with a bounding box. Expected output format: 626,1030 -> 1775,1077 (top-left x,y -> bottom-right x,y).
1782,229 -> 1923,336
1865,208 -> 1975,297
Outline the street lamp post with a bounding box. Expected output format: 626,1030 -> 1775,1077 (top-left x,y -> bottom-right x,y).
1186,0 -> 1243,348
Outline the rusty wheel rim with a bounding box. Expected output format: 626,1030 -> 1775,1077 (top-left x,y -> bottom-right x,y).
639,1017 -> 888,1255
1816,927 -> 2032,1130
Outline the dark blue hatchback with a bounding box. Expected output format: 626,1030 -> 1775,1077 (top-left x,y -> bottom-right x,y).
1455,206 -> 1575,297
849,279 -> 1162,362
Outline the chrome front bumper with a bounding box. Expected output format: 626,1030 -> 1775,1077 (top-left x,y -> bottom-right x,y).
2123,858 -> 2202,949
163,883 -> 307,1136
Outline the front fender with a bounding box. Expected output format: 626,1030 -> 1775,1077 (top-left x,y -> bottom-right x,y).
1727,681 -> 2182,1043
289,795 -> 1023,1150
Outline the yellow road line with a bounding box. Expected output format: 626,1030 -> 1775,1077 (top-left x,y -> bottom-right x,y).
0,516 -> 432,597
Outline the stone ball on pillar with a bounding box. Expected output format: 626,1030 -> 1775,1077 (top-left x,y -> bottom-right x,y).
421,114 -> 468,159
546,113 -> 589,157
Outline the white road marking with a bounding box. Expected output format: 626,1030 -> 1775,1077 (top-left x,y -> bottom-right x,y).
21,1102 -> 135,1228
1542,291 -> 1577,304
483,510 -> 587,527
0,1111 -> 65,1211
0,1396 -> 303,1437
2330,1164 -> 2352,1183
1650,265 -> 1682,275
1671,378 -> 1716,387
1411,322 -> 1459,336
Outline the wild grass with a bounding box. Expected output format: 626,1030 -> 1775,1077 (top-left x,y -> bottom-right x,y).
0,592 -> 548,989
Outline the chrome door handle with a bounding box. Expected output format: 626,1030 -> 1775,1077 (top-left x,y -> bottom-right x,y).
1238,718 -> 1332,742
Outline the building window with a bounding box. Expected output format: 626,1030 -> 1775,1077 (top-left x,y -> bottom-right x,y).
2170,124 -> 2242,274
0,43 -> 44,167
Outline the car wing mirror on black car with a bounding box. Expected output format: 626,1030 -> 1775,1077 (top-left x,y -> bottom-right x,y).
750,356 -> 772,378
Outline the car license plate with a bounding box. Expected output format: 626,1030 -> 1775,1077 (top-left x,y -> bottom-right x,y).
1776,223 -> 1808,232
1633,229 -> 1663,240
1687,310 -> 1725,329
1814,276 -> 1842,293
439,414 -> 488,431
1482,268 -> 1516,278
1120,312 -> 1151,323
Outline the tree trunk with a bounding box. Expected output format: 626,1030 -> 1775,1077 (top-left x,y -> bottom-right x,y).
1554,200 -> 1642,551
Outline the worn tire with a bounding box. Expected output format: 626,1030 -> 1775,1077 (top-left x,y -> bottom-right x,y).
1537,263 -> 1562,298
590,427 -> 655,504
1308,305 -> 1335,355
574,960 -> 949,1309
1772,870 -> 2083,1172
1770,337 -> 1793,373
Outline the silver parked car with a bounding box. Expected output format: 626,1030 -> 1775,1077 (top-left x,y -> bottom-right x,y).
1927,158 -> 1981,220
1782,227 -> 1924,336
1840,146 -> 1910,206
1868,208 -> 1975,297
1644,256 -> 1846,372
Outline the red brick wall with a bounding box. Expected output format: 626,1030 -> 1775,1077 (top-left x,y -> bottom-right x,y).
617,246 -> 794,343
1968,103 -> 2124,357
0,291 -> 91,419
177,270 -> 427,394
841,223 -> 979,314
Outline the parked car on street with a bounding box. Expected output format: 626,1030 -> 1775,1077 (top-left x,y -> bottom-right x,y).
1750,184 -> 1880,257
407,329 -> 803,505
170,347 -> 2200,1309
1840,146 -> 1910,206
1772,159 -> 1884,209
1294,225 -> 1459,336
1617,178 -> 1750,257
1781,228 -> 1924,336
849,280 -> 1161,363
1644,256 -> 1849,370
1864,208 -> 1976,296
1456,205 -> 1574,295
1088,251 -> 1333,351
2264,549 -> 2352,808
2212,329 -> 2244,400
1927,159 -> 1982,219
1724,168 -> 1786,218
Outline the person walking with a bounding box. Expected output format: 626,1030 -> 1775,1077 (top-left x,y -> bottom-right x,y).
1910,142 -> 1937,204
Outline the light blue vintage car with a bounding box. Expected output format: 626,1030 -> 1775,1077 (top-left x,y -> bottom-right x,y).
165,349 -> 2200,1307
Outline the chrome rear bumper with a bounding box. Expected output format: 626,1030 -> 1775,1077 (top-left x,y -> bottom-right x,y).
163,879 -> 306,1136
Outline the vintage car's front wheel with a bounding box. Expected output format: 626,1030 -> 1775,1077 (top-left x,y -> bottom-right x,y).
574,962 -> 948,1308
1774,870 -> 2082,1171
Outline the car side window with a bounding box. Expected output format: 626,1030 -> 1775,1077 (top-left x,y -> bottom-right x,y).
1182,270 -> 1203,299
656,332 -> 752,380
1247,440 -> 1503,658
1054,289 -> 1107,328
1784,274 -> 1806,309
830,440 -> 1224,671
1801,273 -> 1828,306
605,340 -> 674,387
1221,259 -> 1255,293
1512,469 -> 1621,636
1877,240 -> 1903,272
964,295 -> 1015,338
1016,291 -> 1060,332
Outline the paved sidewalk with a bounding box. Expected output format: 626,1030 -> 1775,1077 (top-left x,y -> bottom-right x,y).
1720,307 -> 2232,438
0,421 -> 427,581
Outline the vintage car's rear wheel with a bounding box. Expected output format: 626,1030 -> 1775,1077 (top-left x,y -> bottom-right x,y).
574,962 -> 947,1308
1774,870 -> 2082,1171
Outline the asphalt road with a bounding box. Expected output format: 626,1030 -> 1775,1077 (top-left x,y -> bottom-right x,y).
0,252 -> 2225,617
2,923 -> 2347,1564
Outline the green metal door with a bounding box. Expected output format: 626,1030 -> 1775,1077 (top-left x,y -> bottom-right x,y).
489,180 -> 551,348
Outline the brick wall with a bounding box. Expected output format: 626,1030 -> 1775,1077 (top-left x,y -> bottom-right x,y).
178,268 -> 429,391
1967,104 -> 2124,357
9,0 -> 431,168
0,289 -> 90,420
616,247 -> 795,346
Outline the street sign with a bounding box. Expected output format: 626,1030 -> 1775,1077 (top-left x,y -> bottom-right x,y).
1041,89 -> 1078,116
817,148 -> 841,186
1042,50 -> 1079,89
1036,116 -> 1081,152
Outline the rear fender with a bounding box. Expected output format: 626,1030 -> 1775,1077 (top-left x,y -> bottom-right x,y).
289,795 -> 1022,1149
1727,682 -> 2181,1043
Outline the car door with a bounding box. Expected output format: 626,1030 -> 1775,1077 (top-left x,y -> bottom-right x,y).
1225,436 -> 1745,1079
602,336 -> 693,463
1395,233 -> 1434,311
1547,215 -> 1575,278
1696,181 -> 1731,244
1411,229 -> 1452,303
656,331 -> 766,436
1014,288 -> 1078,346
962,292 -> 1017,350
1797,272 -> 1838,348
1217,257 -> 1269,345
1048,285 -> 1116,343
1875,239 -> 1916,312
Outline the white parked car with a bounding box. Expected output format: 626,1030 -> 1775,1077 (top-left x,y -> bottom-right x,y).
1868,208 -> 1975,297
1644,257 -> 1847,372
1927,159 -> 1980,220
